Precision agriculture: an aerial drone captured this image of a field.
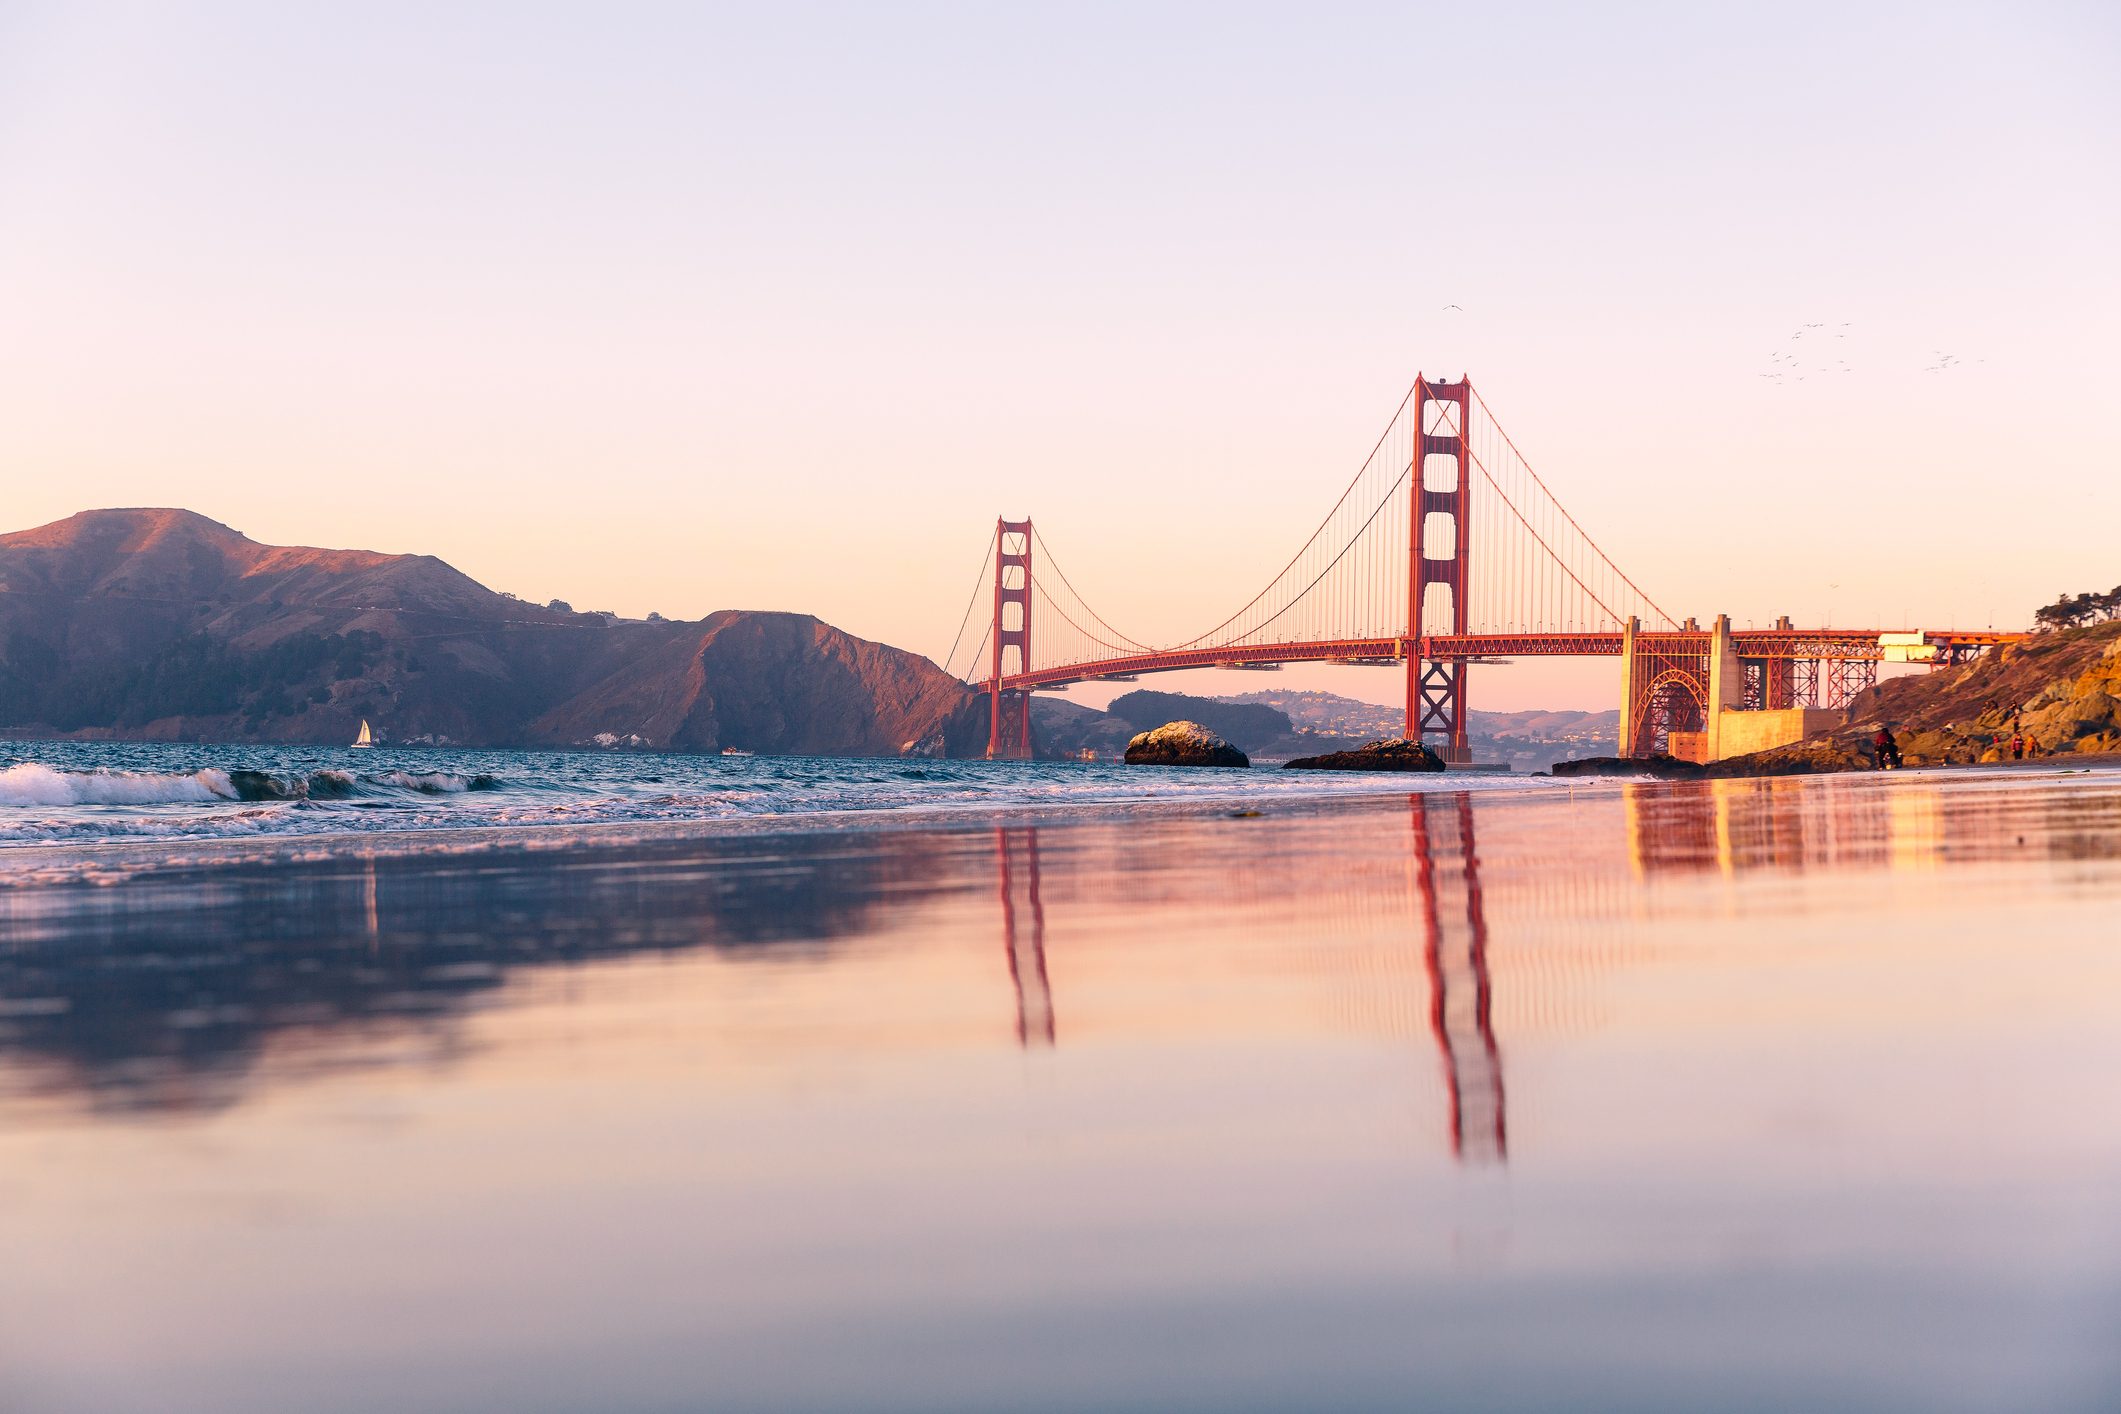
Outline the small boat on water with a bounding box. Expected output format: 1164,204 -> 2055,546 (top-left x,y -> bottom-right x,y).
720,746 -> 753,757
352,719 -> 376,749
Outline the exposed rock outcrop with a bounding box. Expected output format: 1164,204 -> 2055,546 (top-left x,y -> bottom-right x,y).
1703,740 -> 1875,777
1123,721 -> 1250,768
1552,755 -> 1706,779
1836,621 -> 2121,766
1283,738 -> 1444,772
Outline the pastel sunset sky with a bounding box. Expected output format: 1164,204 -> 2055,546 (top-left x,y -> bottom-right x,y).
3,2 -> 2115,709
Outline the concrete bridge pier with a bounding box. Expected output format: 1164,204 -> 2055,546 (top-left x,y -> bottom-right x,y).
1619,617 -> 1639,757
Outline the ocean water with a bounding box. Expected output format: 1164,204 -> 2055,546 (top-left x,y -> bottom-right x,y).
3,761 -> 2120,1411
0,739 -> 1549,849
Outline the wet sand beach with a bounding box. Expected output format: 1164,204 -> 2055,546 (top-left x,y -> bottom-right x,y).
2,771 -> 2119,1412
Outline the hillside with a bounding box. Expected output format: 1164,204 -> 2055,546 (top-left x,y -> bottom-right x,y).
1216,689 -> 1620,769
1032,685 -> 1618,769
1107,690 -> 1294,746
1033,691 -> 1361,762
0,509 -> 985,755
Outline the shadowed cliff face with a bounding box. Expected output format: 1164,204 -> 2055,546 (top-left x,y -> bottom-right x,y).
0,509 -> 985,755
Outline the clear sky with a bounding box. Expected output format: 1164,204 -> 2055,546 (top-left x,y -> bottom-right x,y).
2,2 -> 2116,710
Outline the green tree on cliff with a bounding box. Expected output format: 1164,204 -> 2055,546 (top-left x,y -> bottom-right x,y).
2035,586 -> 2121,631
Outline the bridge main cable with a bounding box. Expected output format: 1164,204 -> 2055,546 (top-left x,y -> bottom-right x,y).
1470,386 -> 1676,630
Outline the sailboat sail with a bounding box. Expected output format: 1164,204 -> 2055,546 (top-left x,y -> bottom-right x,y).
353,719 -> 374,748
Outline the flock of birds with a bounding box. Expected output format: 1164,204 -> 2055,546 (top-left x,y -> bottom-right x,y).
1758,322 -> 1853,383
1444,306 -> 1979,384
1759,322 -> 1984,384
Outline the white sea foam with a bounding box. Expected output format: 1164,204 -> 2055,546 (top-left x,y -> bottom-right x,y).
0,763 -> 235,807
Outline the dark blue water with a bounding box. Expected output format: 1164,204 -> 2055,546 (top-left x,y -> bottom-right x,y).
0,739 -> 1547,848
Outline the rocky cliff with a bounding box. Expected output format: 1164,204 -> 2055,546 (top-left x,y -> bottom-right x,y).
0,509 -> 986,754
1713,621 -> 2121,773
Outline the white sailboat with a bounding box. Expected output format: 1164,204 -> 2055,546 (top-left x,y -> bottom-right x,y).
352,719 -> 375,749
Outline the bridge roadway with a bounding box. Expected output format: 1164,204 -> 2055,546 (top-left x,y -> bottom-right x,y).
983,628 -> 2025,694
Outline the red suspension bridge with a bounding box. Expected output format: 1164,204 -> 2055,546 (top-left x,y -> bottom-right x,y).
943,375 -> 2019,761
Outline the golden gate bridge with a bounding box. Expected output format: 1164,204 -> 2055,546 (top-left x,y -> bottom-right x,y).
943,375 -> 2019,761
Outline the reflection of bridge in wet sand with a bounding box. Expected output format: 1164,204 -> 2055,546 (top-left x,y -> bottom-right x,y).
1,774 -> 2112,1126
996,828 -> 1055,1048
991,774 -> 2121,1167
996,792 -> 1509,1165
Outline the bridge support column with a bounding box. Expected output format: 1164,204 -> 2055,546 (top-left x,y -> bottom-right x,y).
1406,374 -> 1473,762
1827,658 -> 1878,708
1408,657 -> 1469,763
1704,614 -> 1743,761
1618,617 -> 1640,756
1761,616 -> 1795,709
987,519 -> 1034,760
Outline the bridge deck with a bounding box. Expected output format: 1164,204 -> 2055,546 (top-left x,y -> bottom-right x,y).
986,630 -> 2023,693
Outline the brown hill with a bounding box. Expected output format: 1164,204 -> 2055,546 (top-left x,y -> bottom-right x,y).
0,509 -> 985,755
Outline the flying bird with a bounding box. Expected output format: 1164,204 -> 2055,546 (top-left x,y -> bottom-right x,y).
1442,304 -> 1464,312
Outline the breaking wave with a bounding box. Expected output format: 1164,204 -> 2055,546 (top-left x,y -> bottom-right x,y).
0,763 -> 236,806
0,762 -> 502,810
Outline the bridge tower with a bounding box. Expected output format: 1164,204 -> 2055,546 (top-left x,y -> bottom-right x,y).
1408,376 -> 1472,762
987,519 -> 1034,759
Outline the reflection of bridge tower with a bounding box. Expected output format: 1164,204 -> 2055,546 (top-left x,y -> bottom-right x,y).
1411,794 -> 1506,1164
1408,376 -> 1473,763
995,827 -> 1054,1046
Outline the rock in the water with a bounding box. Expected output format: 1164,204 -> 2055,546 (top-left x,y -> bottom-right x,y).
1552,755 -> 1705,779
1283,737 -> 1444,772
1123,720 -> 1250,768
1705,740 -> 1874,776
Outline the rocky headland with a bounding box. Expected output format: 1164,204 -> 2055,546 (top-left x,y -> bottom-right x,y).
1718,621 -> 2121,774
1554,621 -> 2121,778
0,509 -> 987,755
